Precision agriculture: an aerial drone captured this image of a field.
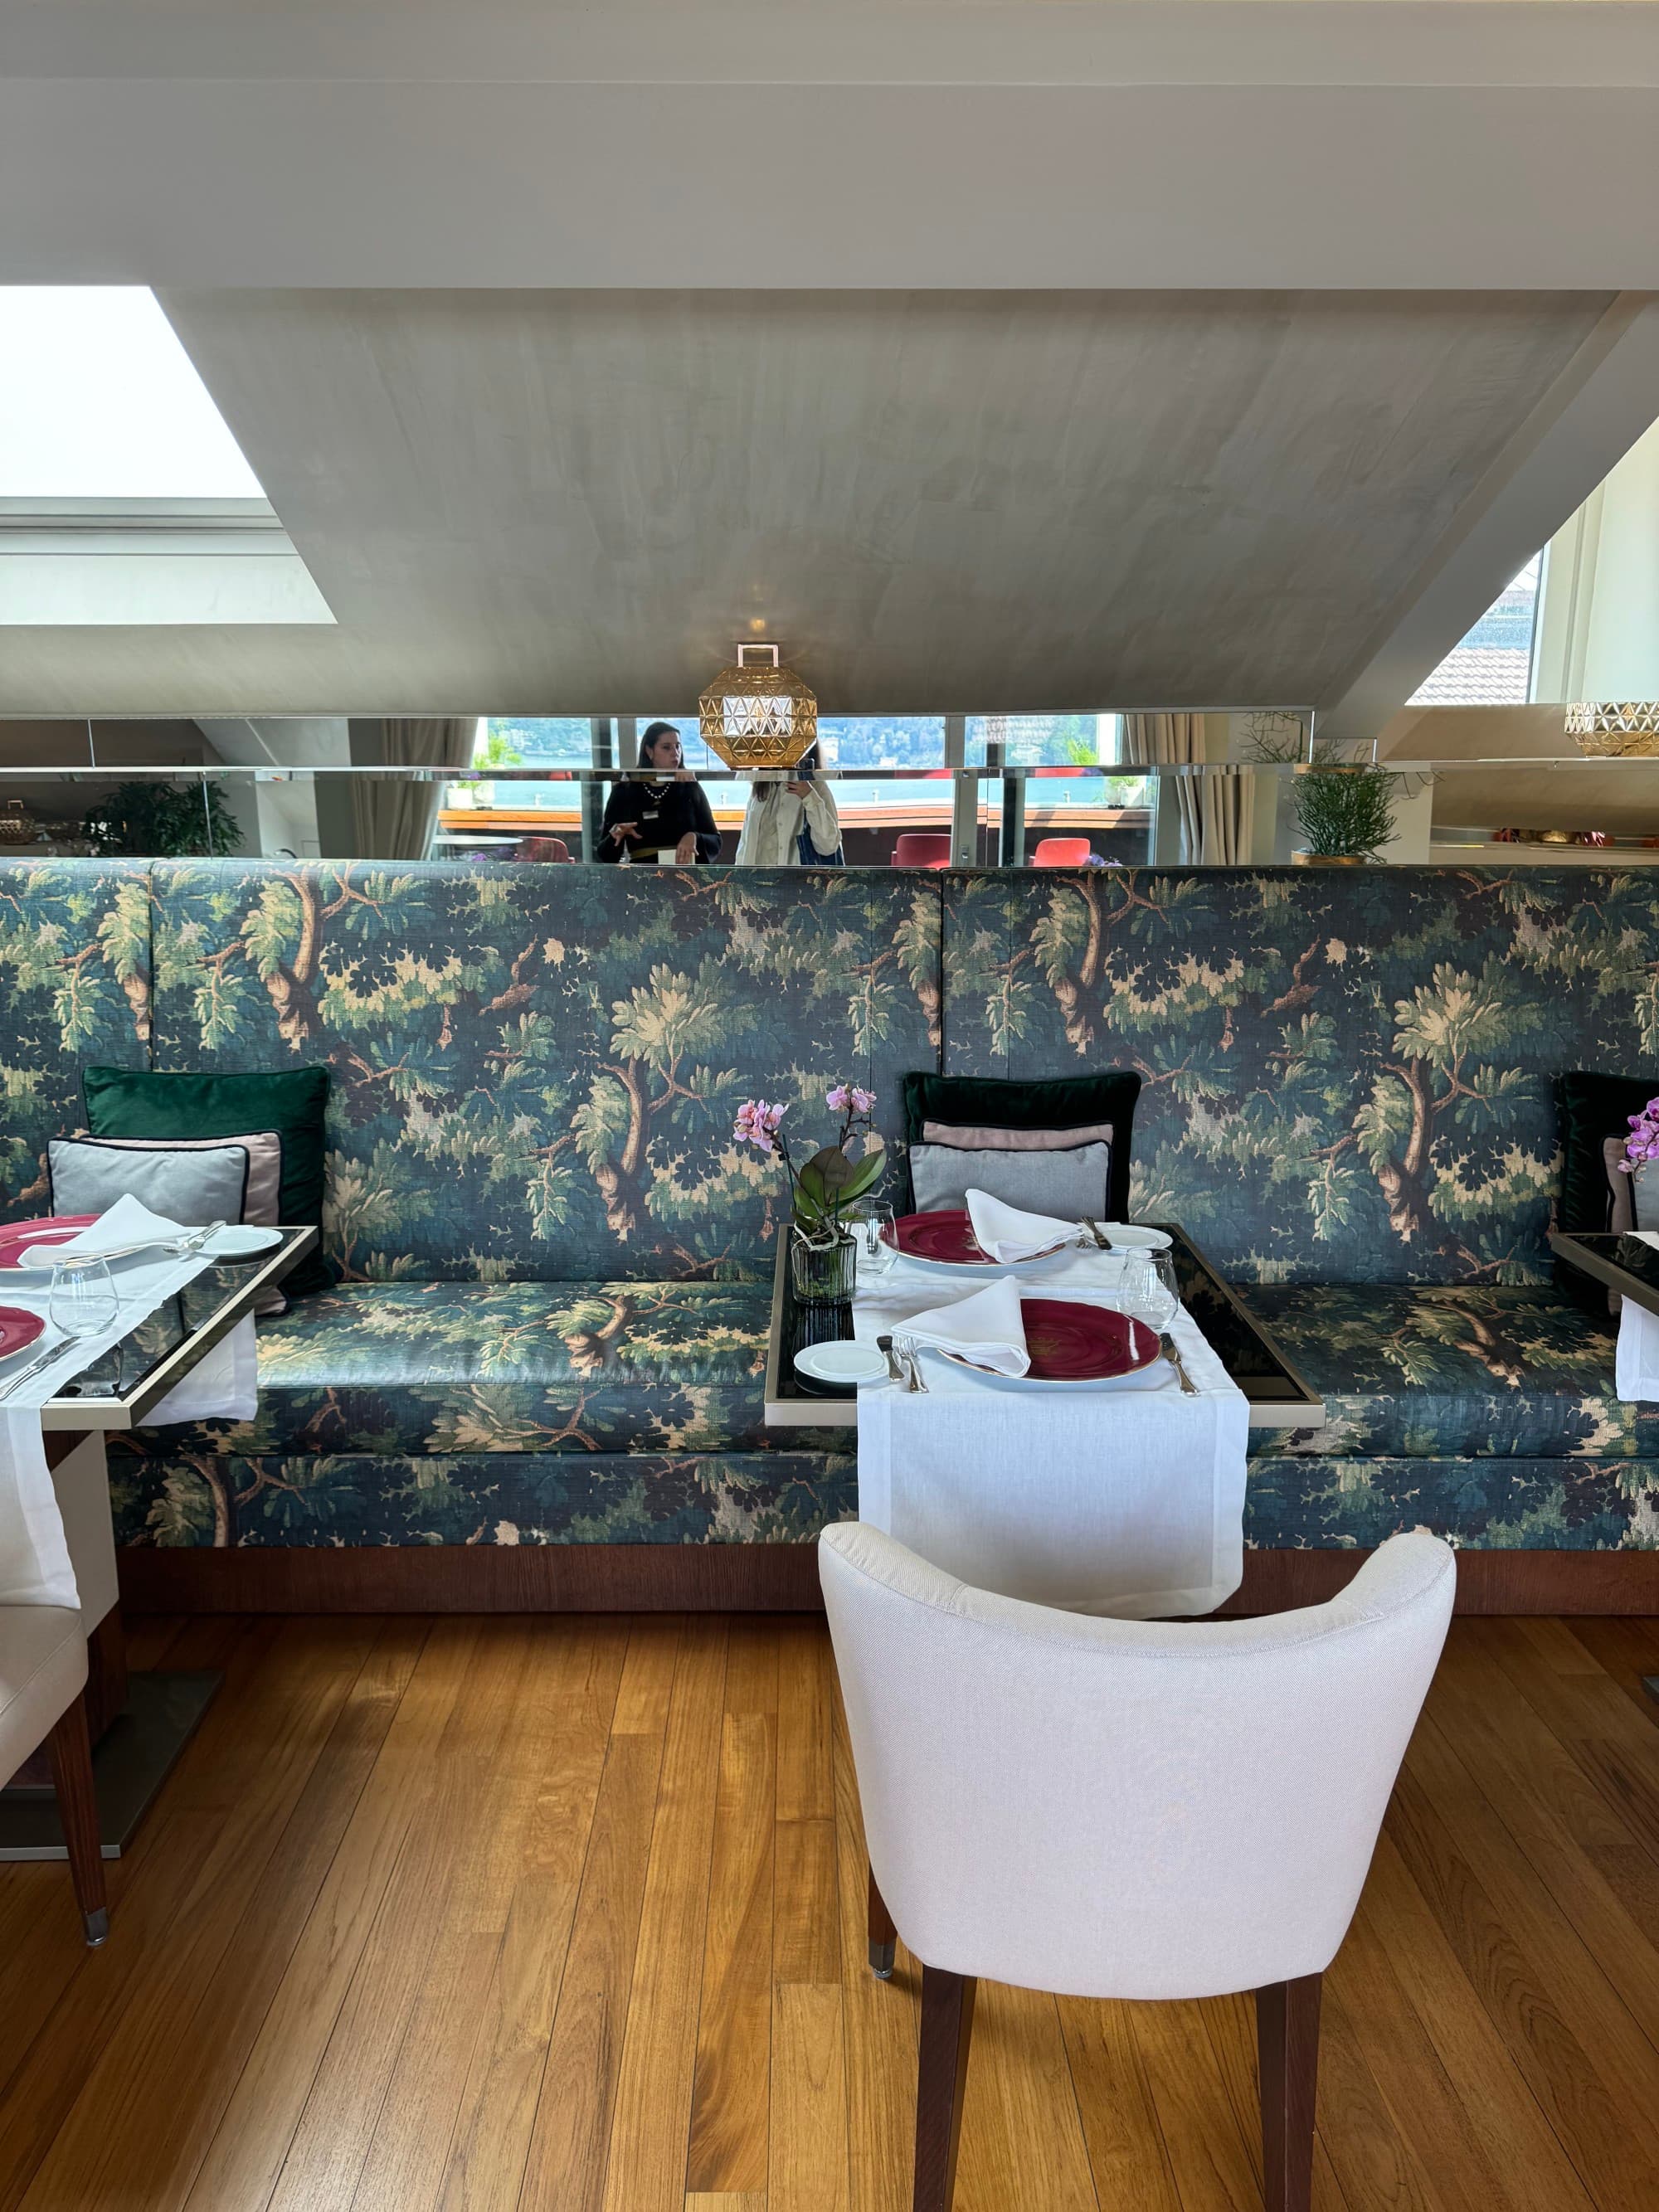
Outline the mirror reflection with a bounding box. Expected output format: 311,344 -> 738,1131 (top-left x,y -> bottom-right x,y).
3,705 -> 1658,869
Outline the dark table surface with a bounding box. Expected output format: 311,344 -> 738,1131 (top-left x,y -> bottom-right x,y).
1549,1229 -> 1659,1320
30,1227 -> 319,1431
763,1221 -> 1324,1432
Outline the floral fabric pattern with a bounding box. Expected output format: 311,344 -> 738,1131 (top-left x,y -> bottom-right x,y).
0,861 -> 152,1219
1242,1283 -> 1652,1459
107,1438 -> 1657,1553
1243,1455 -> 1659,1553
149,862 -> 940,1281
941,867 -> 1659,1285
8,858 -> 1657,1563
118,1278 -> 846,1458
109,1447 -> 857,1549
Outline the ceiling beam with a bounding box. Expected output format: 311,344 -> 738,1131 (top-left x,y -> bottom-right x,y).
2,5 -> 1658,289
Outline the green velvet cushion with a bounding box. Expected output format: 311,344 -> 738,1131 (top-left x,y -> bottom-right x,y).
900,1069 -> 1140,1219
83,1063 -> 332,1295
1554,1070 -> 1659,1316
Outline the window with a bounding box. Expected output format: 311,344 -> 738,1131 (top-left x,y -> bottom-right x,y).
0,287 -> 333,625
1408,555 -> 1542,707
0,288 -> 264,498
969,714 -> 1148,816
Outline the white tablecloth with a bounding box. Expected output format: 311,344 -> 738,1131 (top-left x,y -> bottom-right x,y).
1616,1232 -> 1659,1401
853,1247 -> 1250,1617
0,1244 -> 255,1608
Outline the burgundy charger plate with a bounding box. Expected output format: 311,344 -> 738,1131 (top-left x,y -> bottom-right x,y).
0,1215 -> 97,1271
0,1305 -> 46,1359
943,1299 -> 1160,1385
890,1208 -> 1071,1267
1019,1299 -> 1159,1382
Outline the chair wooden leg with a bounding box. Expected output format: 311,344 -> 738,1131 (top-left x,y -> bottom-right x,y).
1257,1972 -> 1321,2212
46,1694 -> 108,1947
868,1862 -> 898,1977
913,1964 -> 976,2212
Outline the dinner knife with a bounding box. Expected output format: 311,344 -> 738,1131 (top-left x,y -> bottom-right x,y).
1160,1333 -> 1199,1395
0,1343 -> 67,1404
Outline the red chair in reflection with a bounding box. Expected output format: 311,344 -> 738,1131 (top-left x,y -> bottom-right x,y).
512,836 -> 572,863
1033,837 -> 1092,868
893,834 -> 952,869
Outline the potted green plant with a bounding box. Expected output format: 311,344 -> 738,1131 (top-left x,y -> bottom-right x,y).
81,780 -> 246,858
1290,755 -> 1399,865
734,1082 -> 884,1303
1244,727 -> 1401,864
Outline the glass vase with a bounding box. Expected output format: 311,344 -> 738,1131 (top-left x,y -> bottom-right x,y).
790,1223 -> 857,1306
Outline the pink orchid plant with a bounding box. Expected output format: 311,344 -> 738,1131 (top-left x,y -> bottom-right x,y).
733,1082 -> 883,1232
1619,1099 -> 1659,1174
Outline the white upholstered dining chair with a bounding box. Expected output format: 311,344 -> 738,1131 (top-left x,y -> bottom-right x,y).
0,1607 -> 108,1944
820,1523 -> 1455,2212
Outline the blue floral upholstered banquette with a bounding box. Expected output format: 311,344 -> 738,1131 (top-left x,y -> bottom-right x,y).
2,858 -> 1656,1607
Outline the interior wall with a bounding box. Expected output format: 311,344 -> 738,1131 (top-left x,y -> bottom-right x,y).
1533,415 -> 1659,706
0,720 -> 216,842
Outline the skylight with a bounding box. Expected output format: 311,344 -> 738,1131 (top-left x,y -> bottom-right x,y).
0,287 -> 265,499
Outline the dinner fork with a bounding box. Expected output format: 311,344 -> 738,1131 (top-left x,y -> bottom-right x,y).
894,1334 -> 928,1392
35,1220 -> 229,1269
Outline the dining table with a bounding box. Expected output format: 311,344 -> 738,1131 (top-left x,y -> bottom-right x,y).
765,1215 -> 1323,1619
0,1224 -> 317,1861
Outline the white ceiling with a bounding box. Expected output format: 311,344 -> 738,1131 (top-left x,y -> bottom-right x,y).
0,286 -> 1629,716
2,5 -> 1658,290
2,5 -> 1656,722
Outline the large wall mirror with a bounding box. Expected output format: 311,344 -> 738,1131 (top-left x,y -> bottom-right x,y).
2,708 -> 1657,869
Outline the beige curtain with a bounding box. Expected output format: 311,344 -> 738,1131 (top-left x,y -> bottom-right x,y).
1121,712 -> 1253,865
352,717 -> 475,860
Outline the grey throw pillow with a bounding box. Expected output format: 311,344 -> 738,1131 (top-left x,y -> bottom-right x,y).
49,1130 -> 289,1313
50,1136 -> 252,1224
908,1140 -> 1112,1218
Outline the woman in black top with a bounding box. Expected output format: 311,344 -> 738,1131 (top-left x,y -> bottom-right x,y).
598,722 -> 722,864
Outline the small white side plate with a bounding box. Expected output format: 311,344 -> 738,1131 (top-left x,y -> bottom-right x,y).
205,1225 -> 285,1258
1099,1223 -> 1173,1252
793,1341 -> 889,1388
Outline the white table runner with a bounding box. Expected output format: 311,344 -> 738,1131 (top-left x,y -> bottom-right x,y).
0,1242 -> 256,1608
853,1247 -> 1250,1617
1616,1231 -> 1659,1401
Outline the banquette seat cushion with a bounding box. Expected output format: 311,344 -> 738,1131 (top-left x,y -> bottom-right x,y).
1243,1284 -> 1656,1461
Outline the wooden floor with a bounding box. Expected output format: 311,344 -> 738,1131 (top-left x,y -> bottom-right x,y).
2,1612 -> 1659,2212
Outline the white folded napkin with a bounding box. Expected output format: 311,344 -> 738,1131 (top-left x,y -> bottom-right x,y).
896,1274 -> 1031,1377
20,1192 -> 191,1268
966,1188 -> 1083,1265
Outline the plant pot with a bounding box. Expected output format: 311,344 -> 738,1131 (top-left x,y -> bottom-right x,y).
790,1224 -> 857,1306
1292,850 -> 1370,867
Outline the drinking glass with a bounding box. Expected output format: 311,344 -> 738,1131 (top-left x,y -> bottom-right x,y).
48,1256 -> 119,1345
1119,1251 -> 1180,1337
847,1200 -> 898,1280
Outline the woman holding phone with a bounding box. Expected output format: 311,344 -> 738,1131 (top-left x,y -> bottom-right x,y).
599,722 -> 722,864
735,743 -> 844,866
